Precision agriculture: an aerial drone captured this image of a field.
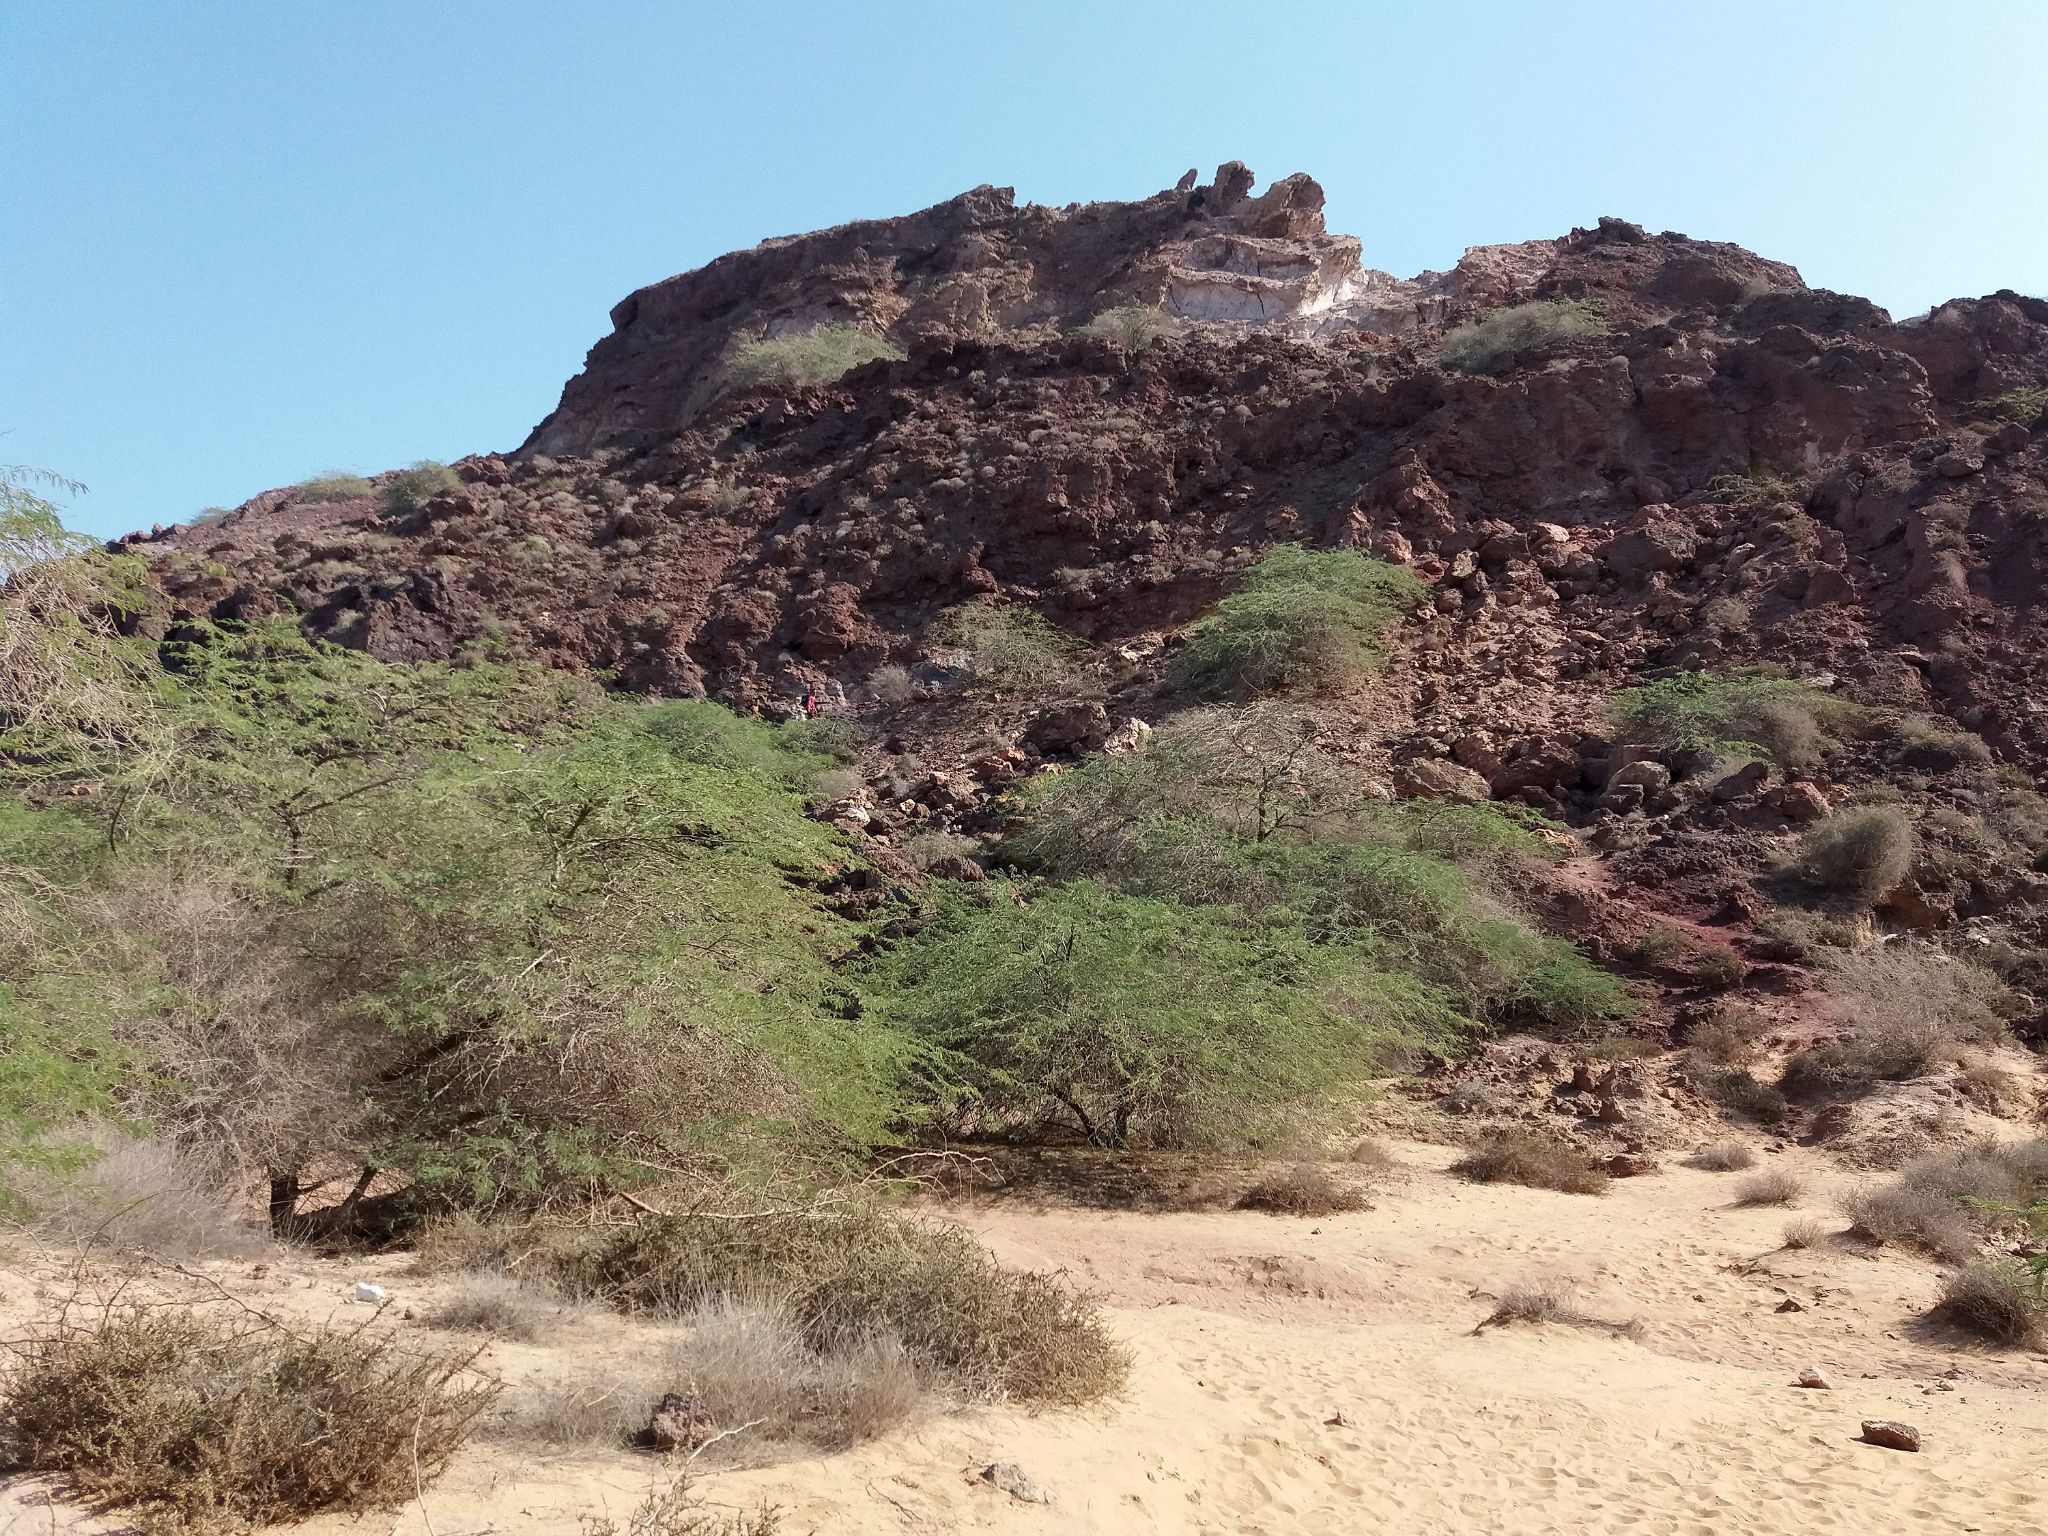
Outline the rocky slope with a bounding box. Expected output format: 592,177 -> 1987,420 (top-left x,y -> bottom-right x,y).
142,166 -> 2048,1019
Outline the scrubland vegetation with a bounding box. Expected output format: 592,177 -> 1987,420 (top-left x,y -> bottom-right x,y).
1439,299 -> 1607,372
1170,545 -> 1427,698
1611,669 -> 1864,776
721,325 -> 905,392
1077,305 -> 1185,350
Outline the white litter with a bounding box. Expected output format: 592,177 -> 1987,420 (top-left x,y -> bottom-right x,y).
354,1281 -> 388,1304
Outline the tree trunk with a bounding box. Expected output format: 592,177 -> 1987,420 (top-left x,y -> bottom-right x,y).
267,1169 -> 301,1238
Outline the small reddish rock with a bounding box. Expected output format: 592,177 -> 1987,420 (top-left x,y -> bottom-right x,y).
1860,1420 -> 1921,1452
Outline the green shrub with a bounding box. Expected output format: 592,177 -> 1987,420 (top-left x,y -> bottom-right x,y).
1440,299 -> 1607,372
941,602 -> 1076,691
1450,1130 -> 1609,1195
1974,384 -> 2048,425
1170,545 -> 1426,699
1078,305 -> 1184,350
0,608 -> 917,1218
379,459 -> 461,515
0,1304 -> 495,1532
292,471 -> 375,502
1611,669 -> 1863,774
870,880 -> 1466,1148
1001,706 -> 1625,1039
721,325 -> 905,392
1796,806 -> 1915,902
1702,468 -> 1804,508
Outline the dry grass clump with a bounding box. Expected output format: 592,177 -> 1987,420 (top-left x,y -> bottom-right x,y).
489,1296 -> 927,1460
1684,1005 -> 1767,1067
1688,1141 -> 1757,1172
0,1305 -> 494,1533
24,1136 -> 270,1260
1236,1163 -> 1369,1216
1841,1182 -> 1979,1263
1934,1262 -> 2047,1346
1474,1278 -> 1642,1339
1348,1137 -> 1398,1173
1781,1217 -> 1828,1250
490,1367 -> 656,1451
1733,1168 -> 1806,1206
586,1474 -> 782,1536
1700,1067 -> 1790,1125
1797,806 -> 1914,903
421,1273 -> 580,1343
547,1210 -> 1126,1407
1839,1140 -> 2048,1263
1451,1130 -> 1610,1195
664,1297 -> 925,1454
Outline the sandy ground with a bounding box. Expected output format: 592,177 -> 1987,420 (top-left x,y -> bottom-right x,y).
5,1137 -> 2045,1536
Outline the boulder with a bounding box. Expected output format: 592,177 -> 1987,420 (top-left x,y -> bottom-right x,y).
1601,521 -> 1700,582
1022,700 -> 1110,755
1765,782 -> 1831,822
1709,760 -> 1771,802
1394,758 -> 1492,804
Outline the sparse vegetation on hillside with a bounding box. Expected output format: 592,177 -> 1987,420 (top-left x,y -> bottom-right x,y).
1974,384 -> 2048,425
379,458 -> 462,514
1796,805 -> 1915,902
721,324 -> 905,392
1612,669 -> 1863,774
1440,299 -> 1607,372
1078,305 -> 1184,350
941,601 -> 1077,690
292,470 -> 376,502
1172,545 -> 1426,699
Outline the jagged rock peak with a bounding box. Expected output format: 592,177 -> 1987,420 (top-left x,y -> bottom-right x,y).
522,163 -> 1366,455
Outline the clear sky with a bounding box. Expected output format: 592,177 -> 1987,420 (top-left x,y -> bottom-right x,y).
5,1 -> 2045,539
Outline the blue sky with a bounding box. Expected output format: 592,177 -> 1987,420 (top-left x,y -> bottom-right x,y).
5,1 -> 2044,539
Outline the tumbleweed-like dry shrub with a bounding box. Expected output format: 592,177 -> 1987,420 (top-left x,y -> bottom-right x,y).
0,1306 -> 495,1533
1935,1262 -> 2046,1346
421,1272 -> 581,1343
1451,1130 -> 1610,1195
1796,806 -> 1914,903
1733,1168 -> 1806,1207
547,1210 -> 1126,1408
1236,1163 -> 1370,1216
585,1474 -> 783,1536
1683,1005 -> 1768,1068
664,1297 -> 926,1453
1833,1139 -> 2046,1264
1688,1141 -> 1757,1172
1780,1217 -> 1828,1250
1475,1278 -> 1642,1339
23,1135 -> 270,1260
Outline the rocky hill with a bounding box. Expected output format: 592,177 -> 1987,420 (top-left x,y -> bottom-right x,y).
143,163 -> 2048,984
